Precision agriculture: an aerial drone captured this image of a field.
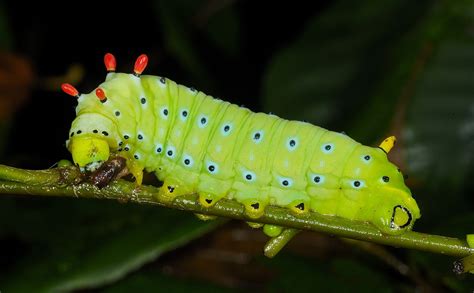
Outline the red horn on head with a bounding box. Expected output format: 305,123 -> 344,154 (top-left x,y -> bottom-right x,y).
61,83 -> 79,98
95,88 -> 107,103
104,53 -> 116,72
133,54 -> 148,76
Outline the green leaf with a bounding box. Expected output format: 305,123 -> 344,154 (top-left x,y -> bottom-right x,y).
103,267 -> 234,293
0,2 -> 12,50
261,0 -> 433,138
402,3 -> 474,228
204,5 -> 240,57
0,198 -> 221,291
154,0 -> 214,88
261,254 -> 395,292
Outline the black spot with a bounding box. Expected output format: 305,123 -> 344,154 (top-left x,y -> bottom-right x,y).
245,174 -> 252,180
140,97 -> 146,104
383,176 -> 390,183
77,130 -> 82,134
251,202 -> 260,210
160,77 -> 166,84
167,150 -> 173,157
124,135 -> 129,139
115,111 -> 120,116
156,147 -> 162,153
282,180 -> 289,186
397,168 -> 401,173
289,140 -> 296,147
314,176 -> 321,183
201,117 -> 207,124
208,165 -> 215,172
167,186 -> 174,193
163,109 -> 168,116
134,154 -> 139,160
184,159 -> 190,165
205,199 -> 212,204
138,134 -> 143,140
102,131 -> 109,136
296,203 -> 305,210
364,155 -> 370,161
325,144 -> 332,151
93,129 -> 98,133
124,147 -> 130,151
119,141 -> 123,146
354,181 -> 361,187
190,87 -> 196,92
254,132 -> 261,140
70,132 -> 74,137
224,125 -> 230,132
182,110 -> 188,117
118,148 -> 122,151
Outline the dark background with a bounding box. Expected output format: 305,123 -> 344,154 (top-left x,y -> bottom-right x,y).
1,0 -> 474,291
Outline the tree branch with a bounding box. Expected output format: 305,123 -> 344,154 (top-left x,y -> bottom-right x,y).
0,164 -> 473,261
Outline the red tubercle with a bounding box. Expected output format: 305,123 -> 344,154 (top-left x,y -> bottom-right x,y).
104,53 -> 116,72
95,88 -> 107,103
61,83 -> 79,97
133,54 -> 148,76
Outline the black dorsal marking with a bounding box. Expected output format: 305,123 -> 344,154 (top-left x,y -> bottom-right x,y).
167,186 -> 175,193
251,202 -> 260,210
205,199 -> 212,204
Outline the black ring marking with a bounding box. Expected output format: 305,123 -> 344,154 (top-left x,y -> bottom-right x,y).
390,205 -> 412,229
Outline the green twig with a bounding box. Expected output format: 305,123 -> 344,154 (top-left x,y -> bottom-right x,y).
264,228 -> 300,258
0,164 -> 473,260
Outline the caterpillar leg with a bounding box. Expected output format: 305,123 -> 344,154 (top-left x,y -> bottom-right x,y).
263,224 -> 283,237
247,222 -> 264,228
242,199 -> 267,219
194,213 -> 217,221
198,191 -> 226,208
195,191 -> 225,221
288,199 -> 310,215
157,177 -> 192,202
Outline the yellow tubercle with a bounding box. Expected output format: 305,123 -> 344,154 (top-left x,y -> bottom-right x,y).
379,136 -> 396,153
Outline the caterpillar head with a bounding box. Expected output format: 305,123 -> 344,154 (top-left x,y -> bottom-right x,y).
344,136 -> 421,235
62,54 -> 148,174
66,112 -> 119,172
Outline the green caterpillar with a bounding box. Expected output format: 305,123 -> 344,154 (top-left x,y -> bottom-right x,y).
61,53 -> 421,236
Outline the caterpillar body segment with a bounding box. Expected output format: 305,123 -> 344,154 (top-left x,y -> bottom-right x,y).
64,54 -> 421,236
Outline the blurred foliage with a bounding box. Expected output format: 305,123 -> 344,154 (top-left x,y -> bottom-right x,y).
0,0 -> 474,291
